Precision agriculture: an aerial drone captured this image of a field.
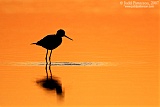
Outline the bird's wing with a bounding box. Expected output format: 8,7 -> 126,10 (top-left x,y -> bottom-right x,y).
42,34 -> 55,39
42,34 -> 56,41
36,34 -> 55,45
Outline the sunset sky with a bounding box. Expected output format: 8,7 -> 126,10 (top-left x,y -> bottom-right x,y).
0,0 -> 159,62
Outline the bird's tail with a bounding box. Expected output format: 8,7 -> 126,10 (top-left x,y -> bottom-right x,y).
30,43 -> 37,45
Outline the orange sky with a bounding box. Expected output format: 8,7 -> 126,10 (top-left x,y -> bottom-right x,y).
0,0 -> 159,62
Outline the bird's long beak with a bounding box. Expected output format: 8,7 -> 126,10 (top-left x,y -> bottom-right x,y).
64,35 -> 73,41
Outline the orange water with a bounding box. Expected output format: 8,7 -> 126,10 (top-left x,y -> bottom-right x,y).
0,0 -> 159,107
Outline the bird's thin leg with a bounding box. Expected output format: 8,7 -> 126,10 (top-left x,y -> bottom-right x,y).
46,49 -> 48,64
49,50 -> 52,65
49,63 -> 52,78
45,63 -> 48,80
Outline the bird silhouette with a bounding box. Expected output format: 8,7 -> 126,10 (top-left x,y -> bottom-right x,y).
31,29 -> 73,64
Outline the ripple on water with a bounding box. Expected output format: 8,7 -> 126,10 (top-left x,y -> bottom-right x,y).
0,61 -> 118,67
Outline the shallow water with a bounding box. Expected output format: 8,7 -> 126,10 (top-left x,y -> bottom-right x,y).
0,60 -> 158,107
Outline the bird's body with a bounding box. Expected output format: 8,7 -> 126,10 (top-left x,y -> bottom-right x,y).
32,29 -> 72,64
34,34 -> 62,50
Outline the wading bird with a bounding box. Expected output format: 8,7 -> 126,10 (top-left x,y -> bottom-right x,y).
31,29 -> 73,64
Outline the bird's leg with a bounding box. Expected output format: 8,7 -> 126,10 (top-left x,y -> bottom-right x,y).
45,63 -> 48,80
49,63 -> 52,78
46,49 -> 48,64
49,50 -> 52,65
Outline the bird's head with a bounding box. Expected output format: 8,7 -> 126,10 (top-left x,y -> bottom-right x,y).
56,29 -> 73,41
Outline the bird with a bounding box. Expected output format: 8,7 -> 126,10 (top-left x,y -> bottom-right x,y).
31,29 -> 73,64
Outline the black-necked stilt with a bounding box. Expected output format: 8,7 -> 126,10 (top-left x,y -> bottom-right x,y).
31,29 -> 73,64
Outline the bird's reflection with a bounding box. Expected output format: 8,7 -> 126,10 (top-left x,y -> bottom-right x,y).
36,64 -> 64,97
